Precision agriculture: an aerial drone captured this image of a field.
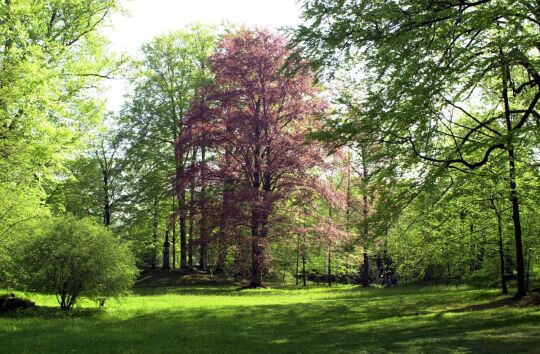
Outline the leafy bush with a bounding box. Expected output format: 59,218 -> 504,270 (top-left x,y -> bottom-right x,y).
17,216 -> 138,310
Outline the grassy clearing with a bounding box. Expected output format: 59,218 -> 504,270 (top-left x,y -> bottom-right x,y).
1,282 -> 539,353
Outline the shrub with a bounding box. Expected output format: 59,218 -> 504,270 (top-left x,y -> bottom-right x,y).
18,216 -> 138,310
0,293 -> 35,312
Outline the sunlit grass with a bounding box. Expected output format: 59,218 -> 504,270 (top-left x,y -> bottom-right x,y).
1,285 -> 539,353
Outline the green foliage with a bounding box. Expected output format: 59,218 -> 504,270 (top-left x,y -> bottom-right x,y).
15,216 -> 137,310
1,0 -> 538,302
0,185 -> 49,286
292,0 -> 540,296
0,0 -> 121,279
117,24 -> 219,266
1,0 -> 120,183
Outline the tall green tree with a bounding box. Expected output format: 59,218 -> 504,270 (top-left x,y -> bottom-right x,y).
47,128 -> 129,227
120,24 -> 217,269
0,0 -> 120,283
293,0 -> 540,298
1,0 -> 120,181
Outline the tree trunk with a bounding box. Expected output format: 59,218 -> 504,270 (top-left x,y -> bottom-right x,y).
171,197 -> 176,269
171,215 -> 176,269
346,150 -> 351,233
362,250 -> 369,287
469,223 -> 476,272
296,235 -> 300,286
491,196 -> 508,295
248,207 -> 264,288
102,169 -> 111,226
152,211 -> 158,269
179,190 -> 187,268
199,144 -> 208,272
327,247 -> 332,287
188,198 -> 194,268
526,247 -> 532,292
172,119 -> 186,268
188,149 -> 196,269
302,225 -> 307,286
233,235 -> 242,282
249,195 -> 270,288
361,144 -> 370,287
302,253 -> 307,286
248,150 -> 270,287
500,55 -> 526,299
215,178 -> 231,275
199,226 -> 208,271
215,233 -> 226,275
162,229 -> 170,270
507,147 -> 526,298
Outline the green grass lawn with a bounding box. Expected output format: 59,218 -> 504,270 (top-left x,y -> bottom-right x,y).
1,279 -> 539,353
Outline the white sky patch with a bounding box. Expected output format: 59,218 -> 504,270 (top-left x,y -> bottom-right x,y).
102,0 -> 302,112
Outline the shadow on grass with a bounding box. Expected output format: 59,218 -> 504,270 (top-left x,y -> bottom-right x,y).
0,305 -> 103,320
132,269 -> 241,296
1,288 -> 539,353
443,297 -> 518,313
135,269 -> 236,284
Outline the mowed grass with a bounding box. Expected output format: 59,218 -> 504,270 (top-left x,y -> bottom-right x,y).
1,281 -> 539,354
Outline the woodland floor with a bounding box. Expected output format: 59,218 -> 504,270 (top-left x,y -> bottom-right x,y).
1,271 -> 540,354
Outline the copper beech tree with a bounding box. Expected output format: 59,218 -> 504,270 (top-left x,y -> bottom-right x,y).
176,29 -> 329,287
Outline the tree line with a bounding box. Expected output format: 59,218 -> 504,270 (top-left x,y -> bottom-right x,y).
0,0 -> 538,306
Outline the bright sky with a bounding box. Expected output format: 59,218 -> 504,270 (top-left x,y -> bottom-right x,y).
103,0 -> 303,112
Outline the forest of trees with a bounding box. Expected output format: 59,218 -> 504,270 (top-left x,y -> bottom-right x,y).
1,0 -> 539,305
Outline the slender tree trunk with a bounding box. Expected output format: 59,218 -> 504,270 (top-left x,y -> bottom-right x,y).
162,229 -> 170,270
498,223 -> 507,293
179,190 -> 187,268
469,223 -> 476,272
491,196 -> 508,295
302,207 -> 308,287
249,206 -> 264,287
188,148 -> 197,269
383,228 -> 390,284
248,149 -> 269,287
249,206 -> 270,288
328,204 -> 333,287
215,233 -> 226,275
526,247 -> 532,292
199,144 -> 208,272
361,144 -> 370,287
302,252 -> 307,286
362,250 -> 369,287
173,119 -> 188,269
327,247 -> 332,287
188,195 -> 194,268
296,235 -> 300,286
233,233 -> 243,282
215,177 -> 231,274
172,216 -> 176,269
152,211 -> 158,269
171,197 -> 176,269
507,146 -> 526,298
102,169 -> 111,226
500,53 -> 526,299
175,143 -> 187,269
346,150 -> 351,233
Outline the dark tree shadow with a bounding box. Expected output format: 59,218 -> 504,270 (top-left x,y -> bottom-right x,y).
0,305 -> 103,320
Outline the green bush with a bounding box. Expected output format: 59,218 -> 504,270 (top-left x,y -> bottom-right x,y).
17,216 -> 138,310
